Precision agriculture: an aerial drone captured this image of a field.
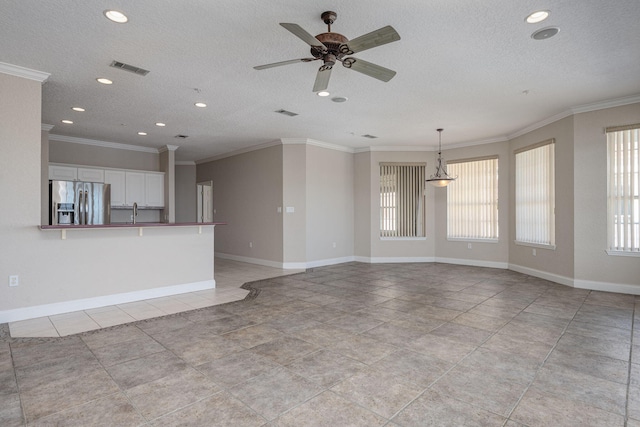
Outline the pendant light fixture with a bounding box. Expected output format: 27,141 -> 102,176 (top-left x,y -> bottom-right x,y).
426,128 -> 457,187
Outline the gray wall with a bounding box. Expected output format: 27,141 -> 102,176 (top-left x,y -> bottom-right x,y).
197,144 -> 284,264
573,103 -> 640,288
49,140 -> 160,171
176,164 -> 197,223
508,115 -> 575,281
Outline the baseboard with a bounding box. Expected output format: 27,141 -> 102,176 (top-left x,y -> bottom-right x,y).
215,252 -> 285,269
508,263 -> 574,287
354,256 -> 436,263
303,256 -> 356,269
0,280 -> 215,324
573,279 -> 640,295
435,257 -> 509,269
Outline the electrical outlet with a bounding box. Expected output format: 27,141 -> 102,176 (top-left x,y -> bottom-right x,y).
9,275 -> 19,287
332,242 -> 337,248
532,248 -> 537,256
249,242 -> 253,248
467,243 -> 472,249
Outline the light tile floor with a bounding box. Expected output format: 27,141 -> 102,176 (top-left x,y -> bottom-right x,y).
1,262 -> 638,426
8,258 -> 302,338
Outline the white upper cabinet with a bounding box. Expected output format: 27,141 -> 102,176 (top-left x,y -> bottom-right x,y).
104,170 -> 126,206
145,173 -> 165,207
125,172 -> 146,206
77,167 -> 105,183
49,165 -> 77,181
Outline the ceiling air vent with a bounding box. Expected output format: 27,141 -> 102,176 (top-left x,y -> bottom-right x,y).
110,60 -> 150,76
275,109 -> 298,117
362,134 -> 378,139
174,134 -> 188,139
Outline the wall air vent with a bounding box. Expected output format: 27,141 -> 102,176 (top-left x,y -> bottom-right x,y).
109,60 -> 150,76
275,109 -> 298,117
362,134 -> 378,139
174,134 -> 188,139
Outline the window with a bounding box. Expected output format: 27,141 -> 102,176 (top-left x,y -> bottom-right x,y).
607,124 -> 640,254
447,157 -> 499,240
515,140 -> 555,247
380,163 -> 426,238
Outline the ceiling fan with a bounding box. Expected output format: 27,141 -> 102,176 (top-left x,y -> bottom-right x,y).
254,11 -> 401,93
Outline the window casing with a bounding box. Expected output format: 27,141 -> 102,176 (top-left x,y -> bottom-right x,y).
380,163 -> 426,238
515,140 -> 555,247
446,157 -> 499,240
607,124 -> 640,254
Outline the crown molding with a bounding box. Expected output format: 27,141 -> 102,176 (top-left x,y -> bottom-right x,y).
0,62 -> 50,83
571,93 -> 640,114
49,134 -> 160,153
175,161 -> 196,166
158,145 -> 179,153
41,124 -> 55,132
507,110 -> 574,140
359,146 -> 431,153
196,139 -> 282,164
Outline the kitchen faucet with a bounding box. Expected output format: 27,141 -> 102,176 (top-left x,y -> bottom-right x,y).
133,202 -> 138,224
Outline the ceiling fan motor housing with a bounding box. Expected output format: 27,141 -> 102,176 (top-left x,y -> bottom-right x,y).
311,32 -> 349,64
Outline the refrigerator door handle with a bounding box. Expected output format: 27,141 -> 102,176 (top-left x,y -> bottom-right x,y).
79,188 -> 84,225
84,190 -> 89,224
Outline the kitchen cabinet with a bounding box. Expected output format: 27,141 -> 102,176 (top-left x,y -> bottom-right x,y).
125,172 -> 146,206
49,165 -> 77,181
104,170 -> 126,206
145,173 -> 165,207
78,168 -> 104,183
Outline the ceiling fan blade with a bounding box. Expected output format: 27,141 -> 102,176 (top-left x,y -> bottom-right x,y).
339,25 -> 401,55
254,58 -> 317,70
342,57 -> 396,82
312,66 -> 332,92
280,23 -> 327,52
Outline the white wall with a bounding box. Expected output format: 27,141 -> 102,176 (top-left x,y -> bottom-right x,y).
573,103 -> 640,290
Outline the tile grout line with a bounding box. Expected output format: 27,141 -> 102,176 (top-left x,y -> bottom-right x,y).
625,300 -> 637,427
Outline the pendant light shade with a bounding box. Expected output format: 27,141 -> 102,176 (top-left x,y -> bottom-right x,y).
426,128 -> 457,187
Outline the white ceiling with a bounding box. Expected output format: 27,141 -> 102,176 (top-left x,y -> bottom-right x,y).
2,1 -> 639,162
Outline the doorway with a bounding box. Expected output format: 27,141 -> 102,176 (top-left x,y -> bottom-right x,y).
196,181 -> 214,223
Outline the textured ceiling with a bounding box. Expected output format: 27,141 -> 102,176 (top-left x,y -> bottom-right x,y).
2,0 -> 639,161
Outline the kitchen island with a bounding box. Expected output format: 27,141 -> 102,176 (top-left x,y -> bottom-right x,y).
0,222 -> 224,323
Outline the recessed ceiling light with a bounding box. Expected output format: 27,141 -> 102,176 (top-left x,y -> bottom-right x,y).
137,131 -> 147,136
317,91 -> 330,97
96,78 -> 113,85
531,26 -> 560,40
155,122 -> 166,127
194,102 -> 207,108
103,10 -> 128,23
71,107 -> 85,112
525,10 -> 550,24
61,120 -> 73,124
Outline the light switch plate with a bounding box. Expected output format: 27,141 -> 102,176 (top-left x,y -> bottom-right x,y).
286,206 -> 295,213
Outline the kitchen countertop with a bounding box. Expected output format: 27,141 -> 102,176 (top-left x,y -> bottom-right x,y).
40,222 -> 225,230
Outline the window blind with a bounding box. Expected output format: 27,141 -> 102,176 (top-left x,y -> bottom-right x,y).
515,140 -> 555,246
447,157 -> 499,240
607,124 -> 640,252
380,163 -> 426,238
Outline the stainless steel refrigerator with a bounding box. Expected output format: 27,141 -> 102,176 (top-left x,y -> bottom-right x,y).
49,180 -> 111,225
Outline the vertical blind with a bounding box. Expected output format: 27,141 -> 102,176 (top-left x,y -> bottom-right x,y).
380,163 -> 426,237
447,157 -> 499,240
607,124 -> 640,252
515,140 -> 555,246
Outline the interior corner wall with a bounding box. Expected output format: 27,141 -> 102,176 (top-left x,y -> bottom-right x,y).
573,103 -> 640,289
368,150 -> 435,261
282,144 -> 307,265
354,151 -> 372,259
435,141 -> 510,267
175,165 -> 197,223
196,145 -> 284,264
41,130 -> 50,225
305,144 -> 354,264
508,115 -> 575,282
